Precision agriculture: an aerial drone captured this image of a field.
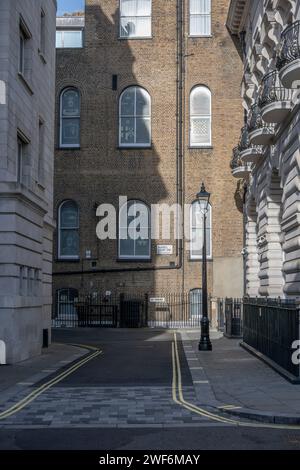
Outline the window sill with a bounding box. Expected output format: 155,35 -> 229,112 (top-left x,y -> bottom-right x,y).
18,73 -> 34,95
189,258 -> 213,262
56,258 -> 80,263
35,180 -> 46,191
189,35 -> 213,38
117,146 -> 152,150
57,146 -> 81,150
117,258 -> 152,263
189,146 -> 213,150
118,36 -> 153,40
38,51 -> 47,64
56,46 -> 83,50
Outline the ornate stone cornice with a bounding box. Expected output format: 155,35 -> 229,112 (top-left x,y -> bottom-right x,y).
226,0 -> 250,35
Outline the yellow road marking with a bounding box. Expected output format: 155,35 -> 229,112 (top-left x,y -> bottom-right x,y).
220,405 -> 242,410
172,332 -> 300,430
171,343 -> 180,405
0,346 -> 102,421
172,336 -> 237,424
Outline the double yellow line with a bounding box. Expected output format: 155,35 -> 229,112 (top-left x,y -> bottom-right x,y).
0,345 -> 102,421
172,332 -> 300,430
172,333 -> 237,425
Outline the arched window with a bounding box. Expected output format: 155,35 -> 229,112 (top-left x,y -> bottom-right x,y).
190,289 -> 203,318
60,87 -> 81,148
190,200 -> 212,259
120,0 -> 152,38
56,288 -> 79,326
190,86 -> 211,147
119,87 -> 151,147
58,200 -> 79,259
119,200 -> 151,259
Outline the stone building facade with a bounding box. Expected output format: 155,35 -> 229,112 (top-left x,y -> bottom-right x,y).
227,0 -> 300,299
53,0 -> 244,311
0,0 -> 56,363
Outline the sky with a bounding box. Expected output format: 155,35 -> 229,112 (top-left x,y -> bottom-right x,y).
57,0 -> 85,16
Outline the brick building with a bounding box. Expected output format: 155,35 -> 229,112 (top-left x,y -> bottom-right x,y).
0,0 -> 56,362
53,0 -> 244,315
227,0 -> 300,299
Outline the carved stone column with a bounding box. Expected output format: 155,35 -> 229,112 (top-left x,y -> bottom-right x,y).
245,208 -> 260,296
258,173 -> 284,297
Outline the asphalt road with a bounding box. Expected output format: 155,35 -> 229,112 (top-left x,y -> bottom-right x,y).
0,328 -> 300,451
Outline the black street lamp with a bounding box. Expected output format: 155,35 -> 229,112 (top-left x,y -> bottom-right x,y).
196,183 -> 212,352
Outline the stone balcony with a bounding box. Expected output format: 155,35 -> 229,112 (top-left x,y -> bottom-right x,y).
237,126 -> 264,164
259,70 -> 295,124
230,145 -> 252,179
248,103 -> 275,146
277,20 -> 300,89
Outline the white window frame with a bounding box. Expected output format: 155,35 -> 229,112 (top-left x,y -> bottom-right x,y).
38,117 -> 45,184
56,30 -> 83,48
58,200 -> 80,260
18,15 -> 32,76
40,9 -> 46,55
119,0 -> 152,39
19,29 -> 25,75
119,86 -> 151,147
56,288 -> 79,318
118,200 -> 151,260
190,86 -> 212,147
190,201 -> 212,260
17,137 -> 23,183
189,0 -> 211,37
189,288 -> 203,317
59,87 -> 81,149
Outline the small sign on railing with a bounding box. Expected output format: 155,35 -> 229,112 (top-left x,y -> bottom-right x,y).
149,297 -> 166,303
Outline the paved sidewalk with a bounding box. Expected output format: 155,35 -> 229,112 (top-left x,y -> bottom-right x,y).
0,343 -> 87,407
181,331 -> 300,424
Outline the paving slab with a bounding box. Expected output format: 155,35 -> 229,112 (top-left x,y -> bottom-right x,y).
181,331 -> 300,424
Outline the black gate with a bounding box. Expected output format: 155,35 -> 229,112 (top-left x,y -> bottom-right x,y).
224,298 -> 243,338
52,292 -> 205,329
76,302 -> 118,327
119,294 -> 148,328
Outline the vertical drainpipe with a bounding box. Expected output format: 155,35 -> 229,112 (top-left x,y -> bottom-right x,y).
242,28 -> 247,297
176,0 -> 185,295
243,183 -> 248,297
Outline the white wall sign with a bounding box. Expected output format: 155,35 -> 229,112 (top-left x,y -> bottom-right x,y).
150,298 -> 166,303
157,245 -> 173,255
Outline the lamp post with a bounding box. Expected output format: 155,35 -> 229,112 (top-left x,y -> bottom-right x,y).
197,183 -> 212,351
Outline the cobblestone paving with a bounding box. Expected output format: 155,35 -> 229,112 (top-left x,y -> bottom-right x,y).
0,386 -> 211,427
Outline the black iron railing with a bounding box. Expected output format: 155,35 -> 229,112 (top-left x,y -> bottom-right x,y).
277,20 -> 300,70
259,70 -> 294,108
238,125 -> 250,151
230,146 -> 242,170
218,298 -> 243,338
248,103 -> 275,132
230,125 -> 263,170
52,292 -> 208,329
230,127 -> 250,169
243,297 -> 300,378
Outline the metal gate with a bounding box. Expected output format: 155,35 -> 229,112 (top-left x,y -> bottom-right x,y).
52,292 -> 206,329
224,298 -> 243,338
